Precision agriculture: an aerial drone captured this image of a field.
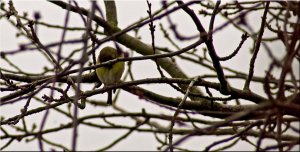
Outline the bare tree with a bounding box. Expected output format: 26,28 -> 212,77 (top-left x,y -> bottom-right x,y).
0,0 -> 299,151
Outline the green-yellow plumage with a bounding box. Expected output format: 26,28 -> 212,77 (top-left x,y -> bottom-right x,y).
96,47 -> 124,104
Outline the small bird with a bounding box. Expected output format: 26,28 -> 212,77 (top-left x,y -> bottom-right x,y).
96,46 -> 125,104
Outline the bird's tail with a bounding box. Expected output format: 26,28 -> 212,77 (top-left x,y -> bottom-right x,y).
107,90 -> 112,105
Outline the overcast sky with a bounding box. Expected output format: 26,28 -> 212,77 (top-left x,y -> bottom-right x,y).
1,0 -> 299,151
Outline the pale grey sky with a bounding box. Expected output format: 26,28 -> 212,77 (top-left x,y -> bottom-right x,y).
1,0 -> 299,151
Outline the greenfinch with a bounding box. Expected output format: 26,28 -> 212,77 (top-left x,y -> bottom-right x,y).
96,46 -> 124,104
